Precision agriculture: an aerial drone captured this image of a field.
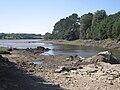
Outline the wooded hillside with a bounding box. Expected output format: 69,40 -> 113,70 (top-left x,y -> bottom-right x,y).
45,10 -> 120,41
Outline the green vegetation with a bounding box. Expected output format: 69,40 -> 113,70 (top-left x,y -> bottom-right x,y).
80,12 -> 93,39
0,33 -> 42,39
44,32 -> 53,40
0,47 -> 11,54
44,10 -> 120,41
47,13 -> 80,41
0,47 -> 8,52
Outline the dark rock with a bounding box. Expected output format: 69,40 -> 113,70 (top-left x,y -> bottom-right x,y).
13,48 -> 19,50
37,46 -> 44,50
45,48 -> 50,51
37,46 -> 50,51
7,48 -> 13,51
107,80 -> 114,85
28,69 -> 34,72
78,66 -> 83,69
0,51 -> 10,54
0,55 -> 3,58
69,67 -> 77,70
25,46 -> 50,54
0,56 -> 9,62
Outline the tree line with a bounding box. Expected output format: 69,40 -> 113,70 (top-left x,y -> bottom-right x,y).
44,10 -> 120,41
0,33 -> 42,39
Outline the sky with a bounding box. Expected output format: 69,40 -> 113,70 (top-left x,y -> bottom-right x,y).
0,0 -> 120,35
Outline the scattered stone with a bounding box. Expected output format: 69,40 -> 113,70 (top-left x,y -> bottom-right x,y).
70,70 -> 78,74
107,80 -> 114,85
28,69 -> 34,72
61,71 -> 69,75
116,77 -> 120,83
80,67 -> 98,74
95,71 -> 107,76
66,57 -> 70,61
76,55 -> 84,60
1,48 -> 120,90
78,66 -> 83,69
55,69 -> 63,73
66,56 -> 74,61
55,66 -> 70,73
87,69 -> 98,73
107,75 -> 114,80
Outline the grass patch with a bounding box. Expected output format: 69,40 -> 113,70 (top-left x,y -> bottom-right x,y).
0,47 -> 8,52
0,47 -> 11,54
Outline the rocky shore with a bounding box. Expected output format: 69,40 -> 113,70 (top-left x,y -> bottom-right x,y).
0,47 -> 120,90
44,39 -> 120,50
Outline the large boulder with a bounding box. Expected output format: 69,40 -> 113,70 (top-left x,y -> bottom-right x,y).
86,51 -> 119,64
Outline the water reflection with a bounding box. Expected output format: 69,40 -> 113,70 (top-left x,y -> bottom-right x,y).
43,44 -> 120,59
0,39 -> 119,59
43,44 -> 99,57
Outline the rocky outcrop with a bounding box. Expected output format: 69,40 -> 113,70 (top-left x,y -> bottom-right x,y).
36,46 -> 50,51
26,46 -> 50,54
85,51 -> 119,64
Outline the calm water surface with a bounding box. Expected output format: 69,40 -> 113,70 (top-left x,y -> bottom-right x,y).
0,39 -> 119,59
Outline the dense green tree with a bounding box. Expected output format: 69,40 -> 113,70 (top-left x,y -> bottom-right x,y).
94,11 -> 120,40
91,10 -> 107,40
52,13 -> 80,40
112,19 -> 120,40
80,13 -> 93,39
0,33 -> 42,39
46,10 -> 120,41
44,32 -> 53,40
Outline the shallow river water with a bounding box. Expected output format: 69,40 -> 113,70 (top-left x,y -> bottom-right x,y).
0,39 -> 120,59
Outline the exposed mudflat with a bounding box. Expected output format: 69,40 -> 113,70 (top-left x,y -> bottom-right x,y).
0,49 -> 120,90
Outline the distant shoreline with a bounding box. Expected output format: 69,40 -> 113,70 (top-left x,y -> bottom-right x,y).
42,39 -> 120,51
0,38 -> 120,51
